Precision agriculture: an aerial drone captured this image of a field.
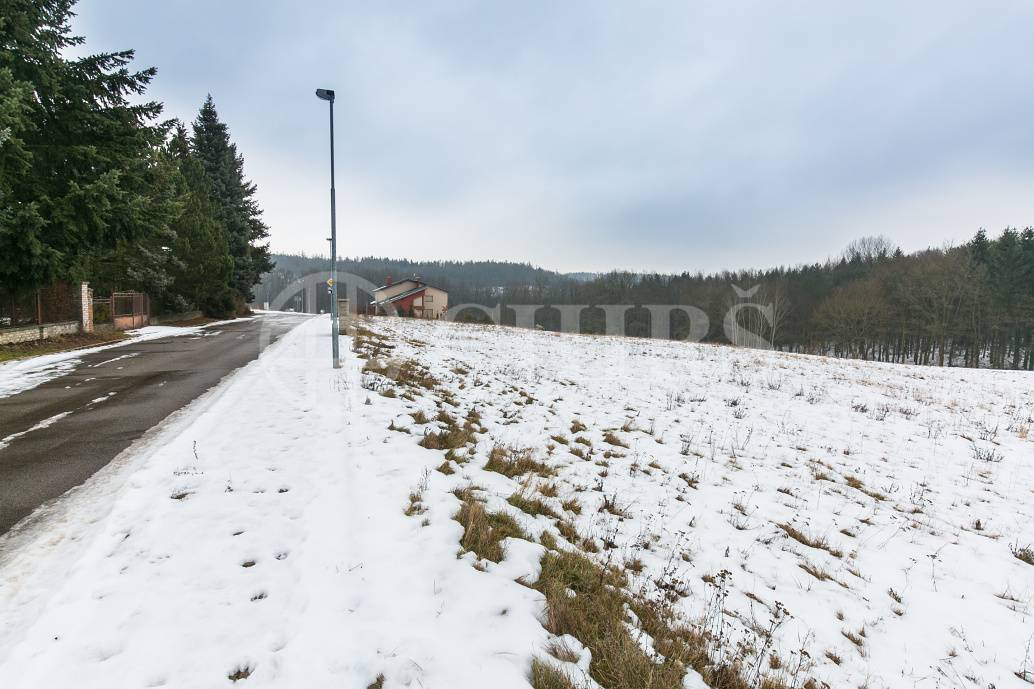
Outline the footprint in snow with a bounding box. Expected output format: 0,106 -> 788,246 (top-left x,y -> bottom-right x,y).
227,664 -> 253,682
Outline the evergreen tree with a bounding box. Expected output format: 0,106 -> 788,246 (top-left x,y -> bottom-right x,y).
190,96 -> 272,306
969,228 -> 991,265
166,124 -> 235,316
0,0 -> 172,293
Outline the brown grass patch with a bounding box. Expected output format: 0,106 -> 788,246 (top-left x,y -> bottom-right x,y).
419,420 -> 477,450
508,492 -> 561,519
530,659 -> 579,689
534,550 -> 685,689
485,445 -> 555,478
562,498 -> 582,515
843,475 -> 886,501
777,523 -> 843,558
454,499 -> 530,562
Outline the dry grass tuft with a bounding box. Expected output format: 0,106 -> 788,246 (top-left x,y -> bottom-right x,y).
530,659 -> 579,689
404,492 -> 426,517
394,360 -> 439,390
843,475 -> 886,501
571,419 -> 588,434
419,420 -> 477,450
777,523 -> 843,558
539,482 -> 560,498
485,445 -> 556,478
534,548 -> 763,689
562,498 -> 583,515
1012,543 -> 1034,565
798,561 -> 832,581
556,520 -> 579,543
601,493 -> 631,518
534,550 -> 687,689
454,498 -> 530,562
840,628 -> 865,650
509,492 -> 562,519
546,638 -> 582,663
602,431 -> 628,448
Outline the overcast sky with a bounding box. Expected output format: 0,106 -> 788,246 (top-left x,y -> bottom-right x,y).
73,1 -> 1034,274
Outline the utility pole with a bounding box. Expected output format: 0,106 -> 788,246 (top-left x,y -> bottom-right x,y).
316,88 -> 341,368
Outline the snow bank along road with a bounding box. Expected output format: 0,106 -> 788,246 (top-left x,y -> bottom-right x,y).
1,315 -> 1032,689
0,313 -> 307,533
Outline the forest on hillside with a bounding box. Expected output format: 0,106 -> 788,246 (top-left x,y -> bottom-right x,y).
258,228 -> 1034,370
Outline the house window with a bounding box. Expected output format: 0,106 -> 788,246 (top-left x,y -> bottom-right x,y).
425,295 -> 433,302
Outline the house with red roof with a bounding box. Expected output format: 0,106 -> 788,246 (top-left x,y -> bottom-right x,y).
369,276 -> 448,319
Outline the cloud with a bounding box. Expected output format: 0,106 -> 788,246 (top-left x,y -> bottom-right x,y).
72,0 -> 1034,273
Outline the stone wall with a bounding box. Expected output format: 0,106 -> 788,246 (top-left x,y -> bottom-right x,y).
0,321 -> 80,346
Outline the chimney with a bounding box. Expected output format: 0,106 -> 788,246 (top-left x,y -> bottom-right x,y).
385,275 -> 392,286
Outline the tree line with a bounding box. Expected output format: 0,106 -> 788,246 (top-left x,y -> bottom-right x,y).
262,228 -> 1032,370
0,0 -> 271,317
483,230 -> 1033,370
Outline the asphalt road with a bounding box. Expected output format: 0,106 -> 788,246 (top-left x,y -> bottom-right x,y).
0,313 -> 308,534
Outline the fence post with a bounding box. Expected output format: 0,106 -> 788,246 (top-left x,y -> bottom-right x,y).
36,289 -> 43,341
80,282 -> 94,333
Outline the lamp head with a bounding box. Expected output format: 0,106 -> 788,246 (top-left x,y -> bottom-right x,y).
315,88 -> 335,102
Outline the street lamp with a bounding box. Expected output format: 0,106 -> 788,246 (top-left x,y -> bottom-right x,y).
315,87 -> 340,369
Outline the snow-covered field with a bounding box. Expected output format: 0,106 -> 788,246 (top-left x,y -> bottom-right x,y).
1,315 -> 1032,688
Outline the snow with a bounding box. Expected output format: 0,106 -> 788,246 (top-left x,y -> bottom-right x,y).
0,325 -> 210,400
1,315 -> 1032,688
355,318 -> 1034,688
0,316 -> 547,689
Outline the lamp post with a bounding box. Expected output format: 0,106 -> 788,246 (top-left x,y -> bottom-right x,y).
315,87 -> 340,369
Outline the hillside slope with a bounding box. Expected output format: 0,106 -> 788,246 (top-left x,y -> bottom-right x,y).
362,317 -> 1034,688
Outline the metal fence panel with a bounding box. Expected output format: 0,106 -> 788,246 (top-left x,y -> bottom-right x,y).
0,291 -> 38,329
0,284 -> 81,330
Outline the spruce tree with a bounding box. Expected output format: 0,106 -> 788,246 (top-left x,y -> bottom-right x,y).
0,0 -> 173,293
166,124 -> 235,316
969,229 -> 991,265
190,96 -> 272,307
